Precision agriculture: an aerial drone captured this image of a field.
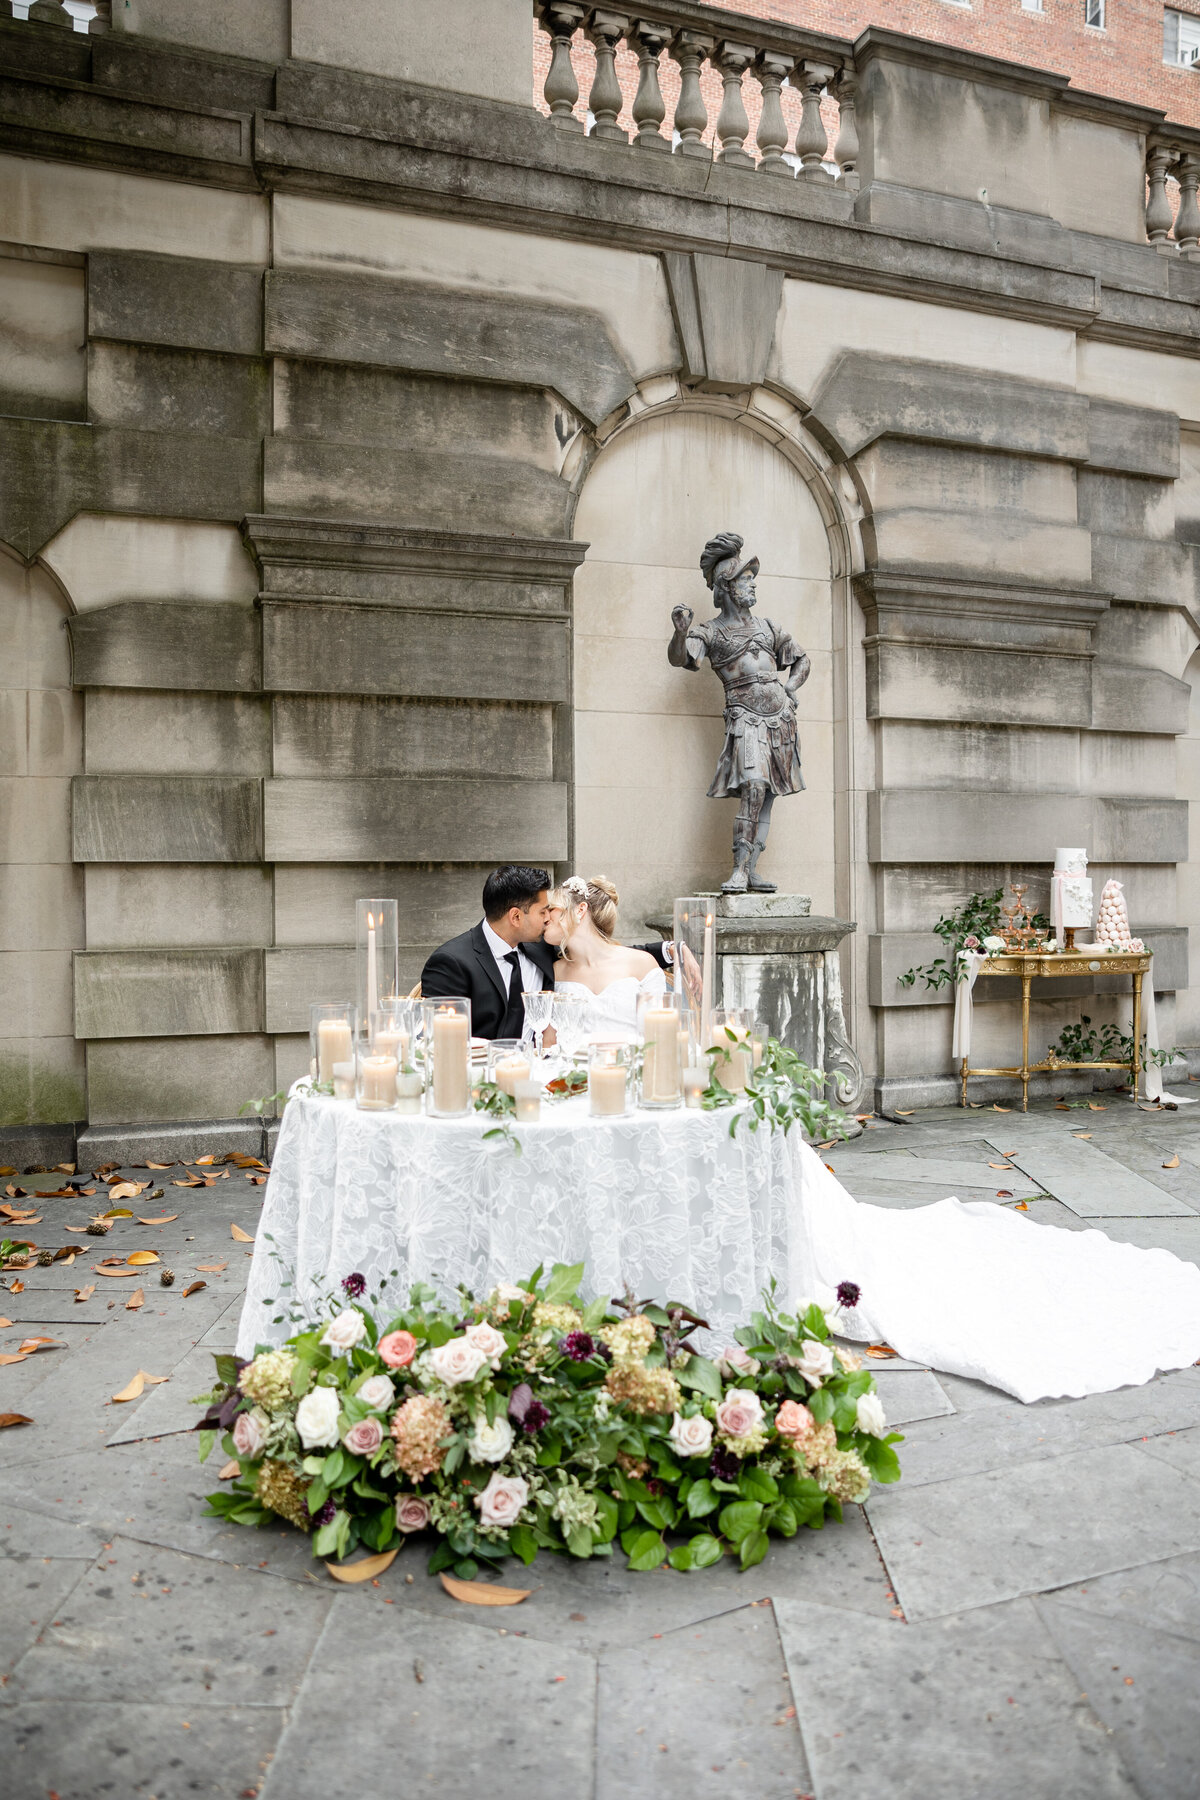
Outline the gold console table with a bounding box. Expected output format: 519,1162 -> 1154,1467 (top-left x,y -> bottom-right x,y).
960,947 -> 1153,1111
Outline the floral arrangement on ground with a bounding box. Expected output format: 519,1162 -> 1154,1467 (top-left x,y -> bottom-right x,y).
197,1263 -> 902,1575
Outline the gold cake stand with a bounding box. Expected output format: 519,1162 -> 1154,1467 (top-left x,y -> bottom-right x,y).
959,946 -> 1153,1111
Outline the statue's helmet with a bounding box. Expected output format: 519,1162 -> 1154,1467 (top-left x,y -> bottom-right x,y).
700,532 -> 759,596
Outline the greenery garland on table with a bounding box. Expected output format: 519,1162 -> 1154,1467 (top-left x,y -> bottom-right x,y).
196,1263 -> 902,1575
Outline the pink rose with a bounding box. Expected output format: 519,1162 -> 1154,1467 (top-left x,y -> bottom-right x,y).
342,1417 -> 383,1457
475,1471 -> 530,1528
715,1388 -> 765,1440
395,1494 -> 430,1534
430,1336 -> 488,1387
378,1330 -> 417,1369
774,1399 -> 815,1443
465,1321 -> 507,1369
232,1408 -> 266,1459
717,1344 -> 760,1379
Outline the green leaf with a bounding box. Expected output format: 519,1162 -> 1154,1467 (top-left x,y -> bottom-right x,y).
306,1476 -> 328,1514
808,1387 -> 834,1425
543,1260 -> 586,1306
737,1467 -> 778,1504
861,1438 -> 903,1484
566,1524 -> 594,1559
322,1447 -> 348,1487
427,1539 -> 458,1576
626,1530 -> 668,1571
312,1518 -> 340,1558
764,1499 -> 798,1537
197,1428 -> 215,1465
636,1496 -> 674,1531
685,1479 -> 720,1520
668,1541 -> 694,1571
581,1295 -> 608,1332
674,1354 -> 723,1402
739,1528 -> 769,1570
717,1500 -> 763,1545
688,1533 -> 724,1569
213,1353 -> 240,1387
509,1524 -> 539,1566
592,1491 -> 619,1544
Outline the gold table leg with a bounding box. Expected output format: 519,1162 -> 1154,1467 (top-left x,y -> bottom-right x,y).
1021,971 -> 1032,1111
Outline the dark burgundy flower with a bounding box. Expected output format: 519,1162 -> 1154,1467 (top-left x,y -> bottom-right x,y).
836,1281 -> 862,1309
558,1331 -> 596,1362
341,1272 -> 367,1298
646,1477 -> 663,1498
709,1445 -> 740,1482
308,1497 -> 337,1527
522,1398 -> 551,1434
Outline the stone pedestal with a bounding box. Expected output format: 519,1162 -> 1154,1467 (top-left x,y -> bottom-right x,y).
648,894 -> 866,1114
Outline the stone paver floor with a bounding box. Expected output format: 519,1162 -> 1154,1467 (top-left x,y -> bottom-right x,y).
3,1094 -> 1200,1798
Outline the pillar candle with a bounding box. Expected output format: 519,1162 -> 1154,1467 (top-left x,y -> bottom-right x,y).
683,1066 -> 706,1109
359,1054 -> 397,1110
716,1029 -> 752,1094
494,1053 -> 531,1097
432,1009 -> 470,1113
332,1059 -> 356,1100
317,1018 -> 353,1084
374,1028 -> 409,1068
395,1069 -> 424,1115
513,1078 -> 542,1123
590,1063 -> 628,1116
752,1037 -> 764,1069
642,1006 -> 681,1101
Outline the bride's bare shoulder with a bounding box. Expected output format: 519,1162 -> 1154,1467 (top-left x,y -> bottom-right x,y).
617,945 -> 658,977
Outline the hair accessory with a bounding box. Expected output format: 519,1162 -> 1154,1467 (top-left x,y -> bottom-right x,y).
560,875 -> 589,904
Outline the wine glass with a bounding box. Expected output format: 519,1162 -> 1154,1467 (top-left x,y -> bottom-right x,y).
550,992 -> 588,1074
521,988 -> 553,1068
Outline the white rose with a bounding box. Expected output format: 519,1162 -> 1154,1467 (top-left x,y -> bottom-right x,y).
356,1373 -> 395,1411
793,1340 -> 836,1387
856,1391 -> 887,1437
982,935 -> 1005,953
668,1412 -> 714,1458
320,1309 -> 368,1356
475,1471 -> 530,1528
467,1415 -> 514,1464
465,1321 -> 507,1369
430,1335 -> 488,1387
295,1384 -> 340,1448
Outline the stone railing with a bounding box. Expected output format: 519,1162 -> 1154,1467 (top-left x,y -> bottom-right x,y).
5,1 -> 109,30
533,2 -> 859,186
1146,133 -> 1200,257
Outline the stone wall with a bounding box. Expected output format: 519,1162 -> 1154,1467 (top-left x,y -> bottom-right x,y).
3,4 -> 1200,1140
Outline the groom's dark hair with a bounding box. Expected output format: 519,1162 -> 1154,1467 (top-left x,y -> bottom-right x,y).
483,865 -> 551,921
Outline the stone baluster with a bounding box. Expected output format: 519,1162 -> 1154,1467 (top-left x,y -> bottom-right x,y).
630,19 -> 671,152
754,52 -> 793,177
1145,145 -> 1176,247
793,61 -> 835,182
587,10 -> 632,142
539,4 -> 586,132
713,40 -> 755,169
670,30 -> 715,159
832,68 -> 859,188
1175,152 -> 1200,258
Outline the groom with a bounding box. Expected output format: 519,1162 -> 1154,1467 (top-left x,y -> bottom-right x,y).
421,865 -> 671,1040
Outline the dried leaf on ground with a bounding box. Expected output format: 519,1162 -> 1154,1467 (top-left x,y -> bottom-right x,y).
992,1104 -> 1012,1113
171,1176 -> 205,1188
996,1189 -> 1014,1198
0,1316 -> 10,1328
892,1109 -> 914,1116
1164,1154 -> 1181,1168
103,1208 -> 133,1219
126,1251 -> 160,1266
1014,1201 -> 1029,1211
196,1261 -> 227,1274
1072,1132 -> 1093,1139
326,1550 -> 399,1583
866,1344 -> 897,1358
218,1458 -> 240,1479
3,1189 -> 32,1204
17,1337 -> 58,1355
54,1163 -> 75,1174
74,1284 -> 95,1302
230,1224 -> 253,1242
1088,1103 -> 1107,1111
194,1155 -> 217,1166
111,1369 -> 168,1403
146,1161 -> 172,1169
9,1280 -> 24,1293
988,1162 -> 1013,1170
245,1175 -> 267,1185
0,1352 -> 29,1365
182,1281 -> 207,1297
137,1214 -> 178,1225
93,1267 -> 140,1279
0,1167 -> 14,1176
125,1288 -> 144,1309
107,1181 -> 145,1201
438,1572 -> 530,1606
0,1412 -> 32,1427
227,1154 -> 269,1170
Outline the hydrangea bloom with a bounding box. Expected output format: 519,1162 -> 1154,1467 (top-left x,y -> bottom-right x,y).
390,1394 -> 450,1479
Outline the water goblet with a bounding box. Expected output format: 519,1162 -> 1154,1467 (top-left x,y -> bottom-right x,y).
550,992 -> 588,1073
522,987 -> 554,1067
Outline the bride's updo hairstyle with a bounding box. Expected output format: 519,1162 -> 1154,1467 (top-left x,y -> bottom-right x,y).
551,875 -> 619,942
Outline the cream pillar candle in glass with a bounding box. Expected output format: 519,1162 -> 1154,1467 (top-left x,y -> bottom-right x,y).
711,1006 -> 753,1093
683,1066 -> 707,1109
395,1068 -> 424,1115
589,1041 -> 631,1116
423,997 -> 472,1117
356,1051 -> 398,1111
371,997 -> 413,1066
311,1004 -> 357,1088
356,898 -> 398,1042
513,1077 -> 542,1123
488,1038 -> 531,1096
637,989 -> 683,1108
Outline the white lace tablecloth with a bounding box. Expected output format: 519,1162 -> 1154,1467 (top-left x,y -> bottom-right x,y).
236,1092 -> 831,1356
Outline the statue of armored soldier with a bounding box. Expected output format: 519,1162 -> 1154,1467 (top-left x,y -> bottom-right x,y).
668,533 -> 810,895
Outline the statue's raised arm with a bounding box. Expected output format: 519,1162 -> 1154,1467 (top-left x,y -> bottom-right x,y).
665,531 -> 808,895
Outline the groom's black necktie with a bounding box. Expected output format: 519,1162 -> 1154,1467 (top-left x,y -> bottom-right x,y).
502,951 -> 525,1037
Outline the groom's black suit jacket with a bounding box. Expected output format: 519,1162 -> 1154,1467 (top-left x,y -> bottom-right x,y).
420,925 -> 669,1041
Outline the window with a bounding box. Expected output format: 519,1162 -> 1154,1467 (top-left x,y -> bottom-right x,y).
1084,0 -> 1105,26
1165,7 -> 1200,64
1021,0 -> 1044,11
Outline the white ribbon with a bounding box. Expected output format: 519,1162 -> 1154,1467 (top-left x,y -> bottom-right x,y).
951,950 -> 988,1062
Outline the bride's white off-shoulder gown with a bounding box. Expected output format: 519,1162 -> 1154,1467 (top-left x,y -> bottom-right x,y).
567,970 -> 1200,1404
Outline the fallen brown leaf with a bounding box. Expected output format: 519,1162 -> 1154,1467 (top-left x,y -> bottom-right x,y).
194,1155 -> 217,1166
74,1284 -> 95,1302
893,1109 -> 914,1116
9,1280 -> 23,1293
0,1167 -> 14,1176
196,1261 -> 227,1273
125,1288 -> 144,1310
137,1214 -> 178,1225
996,1189 -> 1014,1198
55,1163 -> 75,1174
182,1281 -> 207,1297
1088,1102 -> 1107,1111
172,1177 -> 204,1188
1164,1154 -> 1181,1168
992,1104 -> 1012,1113
987,1162 -> 1013,1170
231,1224 -> 253,1243
438,1572 -> 530,1606
0,1412 -> 32,1427
103,1207 -> 134,1220
146,1161 -> 172,1169
865,1344 -> 898,1358
0,1316 -> 10,1328
126,1251 -> 160,1266
0,1352 -> 29,1365
17,1336 -> 58,1352
93,1267 -> 140,1279
1014,1201 -> 1029,1211
218,1459 -> 240,1479
107,1182 -> 145,1202
245,1174 -> 267,1184
111,1369 -> 168,1403
1072,1132 -> 1093,1139
2,1190 -> 31,1204
63,1225 -> 90,1234
326,1550 -> 400,1583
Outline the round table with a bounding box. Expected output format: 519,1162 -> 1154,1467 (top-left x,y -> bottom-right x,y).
236,1090 -> 830,1356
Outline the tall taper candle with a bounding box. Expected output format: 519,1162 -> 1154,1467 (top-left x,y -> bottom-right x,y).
700,909 -> 715,1054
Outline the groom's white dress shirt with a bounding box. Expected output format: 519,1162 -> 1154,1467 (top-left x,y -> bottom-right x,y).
481,918 -> 545,1001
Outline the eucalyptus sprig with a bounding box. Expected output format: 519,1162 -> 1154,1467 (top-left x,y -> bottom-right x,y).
473,1079 -> 523,1156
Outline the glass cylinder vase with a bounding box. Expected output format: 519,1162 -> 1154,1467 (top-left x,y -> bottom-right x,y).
672,895 -> 719,1058
638,988 -> 683,1109
589,1041 -> 631,1117
356,1047 -> 398,1112
422,996 -> 472,1118
710,1005 -> 754,1094
310,1002 -> 357,1097
488,1038 -> 531,1096
356,898 -> 399,1042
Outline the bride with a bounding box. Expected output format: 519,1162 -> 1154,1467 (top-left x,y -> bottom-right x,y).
544,875 -> 664,1037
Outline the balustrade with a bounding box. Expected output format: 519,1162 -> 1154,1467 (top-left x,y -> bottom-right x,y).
533,2 -> 857,186
1145,137 -> 1200,258
6,1 -> 109,30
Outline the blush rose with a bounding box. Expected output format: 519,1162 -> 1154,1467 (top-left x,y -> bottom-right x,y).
232,1407 -> 267,1459
320,1308 -> 368,1355
475,1471 -> 529,1528
395,1494 -> 431,1533
465,1321 -> 507,1368
377,1330 -> 417,1369
668,1412 -> 713,1457
430,1336 -> 488,1387
356,1373 -> 395,1411
715,1389 -> 765,1440
342,1417 -> 384,1457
